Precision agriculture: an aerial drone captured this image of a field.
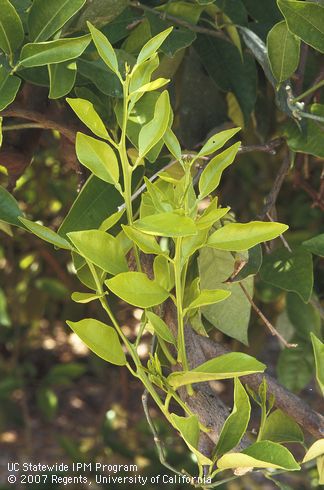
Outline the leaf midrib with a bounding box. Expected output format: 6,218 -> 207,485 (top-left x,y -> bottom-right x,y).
33,0 -> 82,42
283,1 -> 324,37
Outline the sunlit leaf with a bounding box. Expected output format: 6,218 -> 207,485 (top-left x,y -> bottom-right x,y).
138,90 -> 170,158
215,378 -> 251,457
170,413 -> 213,466
122,225 -> 162,255
168,353 -> 265,389
207,221 -> 288,251
146,311 -> 176,345
67,98 -> 109,139
137,27 -> 173,64
68,230 -> 127,275
303,439 -> 324,463
76,132 -> 119,186
106,272 -> 169,308
199,142 -> 240,199
217,441 -> 300,470
87,21 -> 120,75
311,333 -> 324,396
19,217 -> 72,250
67,318 -> 126,365
134,212 -> 197,237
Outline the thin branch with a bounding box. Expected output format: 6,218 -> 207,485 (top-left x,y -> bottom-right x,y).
258,155 -> 291,220
0,107 -> 77,143
119,138 -> 285,210
294,43 -> 309,95
238,138 -> 284,155
129,1 -> 227,41
197,333 -> 324,440
266,212 -> 292,252
2,123 -> 44,131
239,282 -> 297,348
294,169 -> 324,211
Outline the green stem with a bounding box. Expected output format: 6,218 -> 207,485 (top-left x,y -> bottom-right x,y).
119,75 -> 142,271
293,79 -> 324,102
2,123 -> 44,131
174,238 -> 185,366
85,260 -> 180,430
158,338 -> 177,365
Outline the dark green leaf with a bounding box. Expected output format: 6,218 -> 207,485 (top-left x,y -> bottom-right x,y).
260,247 -> 313,302
146,12 -> 196,58
199,247 -> 253,344
19,35 -> 91,67
261,409 -> 304,443
0,0 -> 24,55
75,0 -> 128,31
101,8 -> 138,44
214,0 -> 248,25
28,0 -> 86,42
283,119 -> 324,158
277,343 -> 314,392
0,185 -> 24,227
267,21 -> 300,82
19,65 -> 50,87
242,0 -> 281,24
195,35 -> 257,123
48,61 -> 76,99
278,0 -> 324,53
231,245 -> 263,282
0,66 -> 21,111
58,176 -> 122,238
302,233 -> 324,257
77,58 -> 122,97
286,292 -> 321,340
67,318 -> 126,365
